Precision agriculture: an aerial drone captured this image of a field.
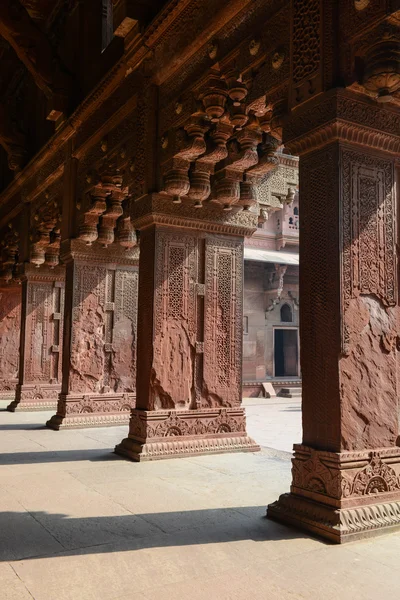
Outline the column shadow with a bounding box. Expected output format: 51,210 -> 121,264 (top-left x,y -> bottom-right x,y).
0,506 -> 322,563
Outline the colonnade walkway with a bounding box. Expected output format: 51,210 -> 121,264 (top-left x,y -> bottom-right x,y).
0,400 -> 399,600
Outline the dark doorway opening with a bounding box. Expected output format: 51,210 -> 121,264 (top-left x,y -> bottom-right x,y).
274,329 -> 298,377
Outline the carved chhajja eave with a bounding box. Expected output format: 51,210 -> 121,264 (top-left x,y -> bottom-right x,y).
77,170 -> 137,251
160,67 -> 285,213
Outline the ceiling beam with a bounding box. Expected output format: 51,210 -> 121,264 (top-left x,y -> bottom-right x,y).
0,0 -> 71,120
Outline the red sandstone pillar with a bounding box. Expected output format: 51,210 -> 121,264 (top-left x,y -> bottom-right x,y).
46,239 -> 138,429
267,89 -> 400,542
0,285 -> 21,402
115,194 -> 259,460
9,265 -> 64,411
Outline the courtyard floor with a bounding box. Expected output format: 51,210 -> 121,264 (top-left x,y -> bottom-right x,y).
0,398 -> 400,600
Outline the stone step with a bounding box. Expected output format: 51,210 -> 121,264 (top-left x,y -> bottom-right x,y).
277,387 -> 302,398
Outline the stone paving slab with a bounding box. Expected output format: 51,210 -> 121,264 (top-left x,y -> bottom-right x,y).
1,402 -> 400,599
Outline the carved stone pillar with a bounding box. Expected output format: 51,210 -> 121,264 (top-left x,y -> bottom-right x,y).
267,89 -> 400,542
9,265 -> 65,411
115,194 -> 259,461
46,240 -> 138,429
0,285 -> 21,401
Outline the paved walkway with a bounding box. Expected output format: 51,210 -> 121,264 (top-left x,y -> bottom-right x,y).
244,397 -> 302,454
0,401 -> 400,600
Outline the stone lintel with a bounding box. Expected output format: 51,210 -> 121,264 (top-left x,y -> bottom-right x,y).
115,408 -> 260,461
131,193 -> 258,237
59,238 -> 139,266
17,263 -> 65,283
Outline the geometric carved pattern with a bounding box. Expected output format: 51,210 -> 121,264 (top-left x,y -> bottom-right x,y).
204,238 -> 243,407
25,281 -> 64,384
341,149 -> 396,327
151,231 -> 197,409
155,232 -> 197,340
292,0 -> 321,85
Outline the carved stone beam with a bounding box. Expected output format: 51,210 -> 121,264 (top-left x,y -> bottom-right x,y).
78,185 -> 108,245
188,121 -> 233,208
0,230 -> 19,283
0,103 -> 27,171
200,73 -> 228,121
163,110 -> 208,204
44,227 -> 61,269
30,197 -> 61,267
98,174 -> 126,248
362,34 -> 400,102
116,213 -> 137,250
213,121 -> 262,211
0,0 -> 71,119
269,99 -> 287,144
30,230 -> 50,268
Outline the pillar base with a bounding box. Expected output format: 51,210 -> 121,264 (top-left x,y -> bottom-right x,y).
46,392 -> 134,429
267,493 -> 400,544
8,384 -> 60,411
0,380 -> 18,401
115,408 -> 260,461
267,444 -> 400,543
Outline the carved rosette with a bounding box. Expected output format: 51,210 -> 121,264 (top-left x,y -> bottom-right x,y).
269,445 -> 400,542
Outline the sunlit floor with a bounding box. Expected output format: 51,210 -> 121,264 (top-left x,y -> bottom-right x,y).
1,399 -> 400,600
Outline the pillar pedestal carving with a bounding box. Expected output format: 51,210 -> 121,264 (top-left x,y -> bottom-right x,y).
0,286 -> 21,401
268,446 -> 400,543
9,265 -> 65,411
46,240 -> 138,429
267,89 -> 400,543
115,194 -> 260,461
116,408 -> 258,461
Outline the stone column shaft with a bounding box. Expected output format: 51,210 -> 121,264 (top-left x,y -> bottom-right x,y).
0,286 -> 21,401
116,194 -> 259,461
267,89 -> 400,542
9,265 -> 65,411
46,239 -> 138,429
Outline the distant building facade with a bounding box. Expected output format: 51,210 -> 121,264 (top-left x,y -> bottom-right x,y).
242,154 -> 300,397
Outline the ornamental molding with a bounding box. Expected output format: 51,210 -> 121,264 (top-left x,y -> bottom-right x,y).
292,446 -> 400,500
18,263 -> 65,283
60,239 -> 139,266
284,90 -> 400,155
131,194 -> 258,237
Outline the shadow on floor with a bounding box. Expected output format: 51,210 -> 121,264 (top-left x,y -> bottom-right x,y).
0,448 -> 123,465
0,506 -> 321,562
0,423 -> 48,431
